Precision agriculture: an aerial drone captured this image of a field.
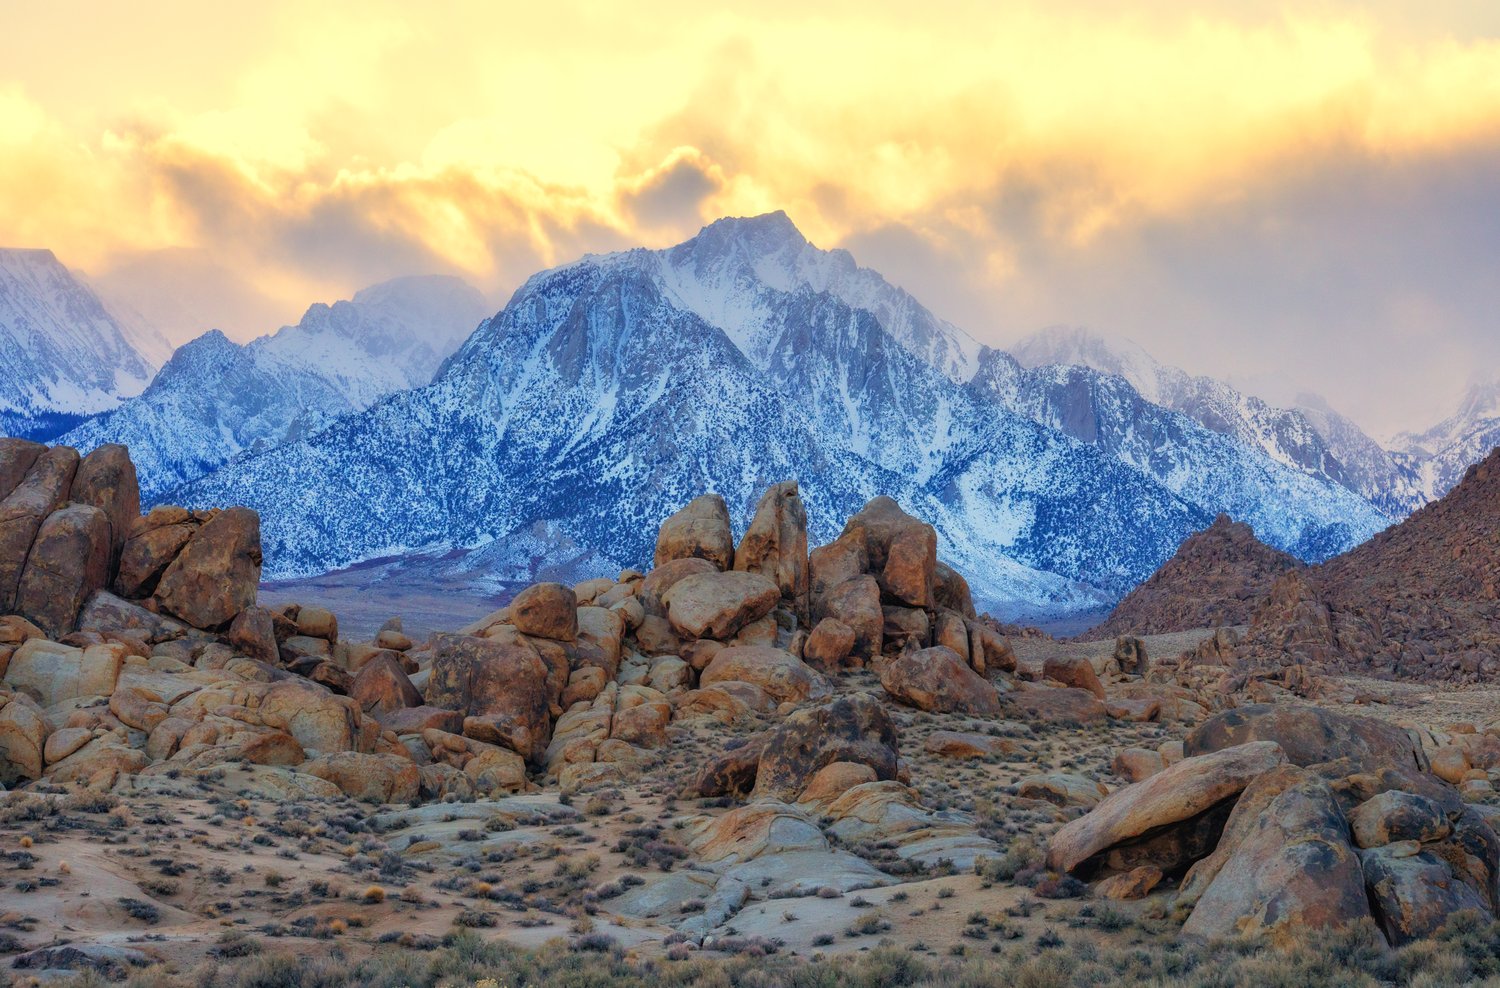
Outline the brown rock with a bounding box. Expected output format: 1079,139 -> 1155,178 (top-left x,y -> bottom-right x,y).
879,645 -> 1000,715
924,730 -> 1018,759
803,618 -> 856,670
1018,773 -> 1109,808
1095,865 -> 1163,900
881,605 -> 930,651
1047,740 -> 1287,874
933,561 -> 976,619
968,620 -> 1017,675
0,689 -> 51,782
809,532 -> 868,602
115,522 -> 195,598
304,751 -> 420,804
14,504 -> 111,637
663,570 -> 779,640
933,609 -> 970,664
0,445 -> 79,610
1182,774 -> 1371,943
295,605 -> 338,641
0,438 -> 44,502
377,705 -> 464,735
1112,636 -> 1149,676
840,496 -> 926,571
639,557 -> 718,615
1349,791 -> 1451,849
752,692 -> 901,800
508,582 -> 579,641
701,645 -> 830,704
689,735 -> 767,798
350,652 -> 422,715
797,760 -> 877,806
1002,686 -> 1108,724
426,633 -> 552,761
880,523 -> 937,607
1430,746 -> 1471,785
1042,655 -> 1105,700
1185,703 -> 1426,773
70,444 -> 140,565
76,590 -> 193,644
153,506 -> 262,629
1113,747 -> 1166,782
227,606 -> 279,664
813,575 -> 882,661
734,481 -> 810,618
576,605 -> 625,673
654,493 -> 734,571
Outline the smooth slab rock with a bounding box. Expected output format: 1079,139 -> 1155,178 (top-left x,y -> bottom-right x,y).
154,507 -> 262,629
700,645 -> 829,705
1182,775 -> 1371,943
663,570 -> 779,640
1047,740 -> 1287,874
1185,704 -> 1426,774
879,645 -> 1000,715
655,493 -> 735,572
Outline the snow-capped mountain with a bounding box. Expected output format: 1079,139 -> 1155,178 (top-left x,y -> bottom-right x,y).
1390,375 -> 1500,502
165,215 -> 1388,617
1010,326 -> 1425,518
0,248 -> 161,441
60,275 -> 488,500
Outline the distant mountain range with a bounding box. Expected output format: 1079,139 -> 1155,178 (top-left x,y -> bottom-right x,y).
5,217 -> 1496,617
0,248 -> 164,441
58,275 -> 488,500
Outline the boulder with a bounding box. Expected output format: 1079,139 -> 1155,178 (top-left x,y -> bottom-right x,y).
70,444 -> 140,564
0,439 -> 44,502
813,576 -> 882,660
153,507 -> 262,629
508,582 -> 579,641
1182,774 -> 1371,943
933,561 -> 976,619
925,730 -> 1019,759
76,590 -> 193,643
0,689 -> 50,782
933,610 -> 970,664
663,570 -> 779,640
1002,686 -> 1108,724
880,523 -> 937,607
226,606 -> 279,664
803,618 -> 856,670
1185,704 -> 1426,773
689,736 -> 768,798
250,679 -> 366,754
1042,655 -> 1105,700
1096,865 -> 1163,901
701,645 -> 829,705
1113,637 -> 1149,676
809,532 -> 868,601
734,481 -> 810,617
879,645 -> 1000,715
4,640 -> 124,706
654,493 -> 734,571
294,605 -> 338,641
0,445 -> 79,610
426,633 -> 552,761
1349,791 -> 1451,848
1113,747 -> 1167,782
377,705 -> 464,736
840,496 -> 925,572
881,605 -> 930,651
115,521 -> 196,598
575,606 -> 625,674
304,752 -> 421,804
752,693 -> 900,800
639,557 -> 718,614
969,621 -> 1017,674
1362,844 -> 1493,945
350,652 -> 423,715
1017,773 -> 1110,808
1047,740 -> 1287,874
14,504 -> 111,637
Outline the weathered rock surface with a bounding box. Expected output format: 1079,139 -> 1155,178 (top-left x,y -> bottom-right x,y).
879,645 -> 1000,714
701,645 -> 829,705
753,693 -> 900,800
507,582 -> 578,641
14,504 -> 111,636
154,507 -> 262,629
426,633 -> 552,761
1185,704 -> 1426,773
654,493 -> 734,571
733,480 -> 809,617
663,570 -> 779,640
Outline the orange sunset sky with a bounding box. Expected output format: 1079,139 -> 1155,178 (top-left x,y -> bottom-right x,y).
3,1 -> 1499,435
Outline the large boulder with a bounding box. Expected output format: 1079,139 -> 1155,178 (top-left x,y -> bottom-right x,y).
1362,844 -> 1492,945
1047,740 -> 1288,874
813,575 -> 882,660
426,633 -> 552,761
350,651 -> 423,715
1185,704 -> 1426,773
4,640 -> 124,706
153,507 -> 262,629
70,444 -> 140,564
734,481 -> 809,618
654,493 -> 734,571
14,504 -> 111,637
304,752 -> 420,804
701,646 -> 830,705
508,582 -> 578,641
0,439 -> 44,502
1182,773 -> 1372,943
1349,791 -> 1451,849
880,524 -> 937,608
933,561 -> 976,619
879,645 -> 1000,715
662,570 -> 779,640
753,693 -> 901,800
115,517 -> 196,599
0,445 -> 79,610
803,618 -> 856,670
0,688 -> 51,782
77,590 -> 193,644
1042,655 -> 1106,699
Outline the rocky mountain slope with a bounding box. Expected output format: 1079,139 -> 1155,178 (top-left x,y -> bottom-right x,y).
58,276 -> 488,500
0,248 -> 162,441
164,216 -> 1385,617
1012,326 -> 1428,518
1197,447 -> 1500,685
1083,514 -> 1301,640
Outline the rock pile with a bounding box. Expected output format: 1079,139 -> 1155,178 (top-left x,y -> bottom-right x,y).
1049,703 -> 1500,946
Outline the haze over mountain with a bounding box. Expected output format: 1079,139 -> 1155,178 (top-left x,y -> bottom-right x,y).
164,214 -> 1388,617
59,275 -> 488,500
0,248 -> 163,442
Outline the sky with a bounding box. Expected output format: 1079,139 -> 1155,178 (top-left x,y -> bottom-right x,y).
2,1 -> 1499,439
